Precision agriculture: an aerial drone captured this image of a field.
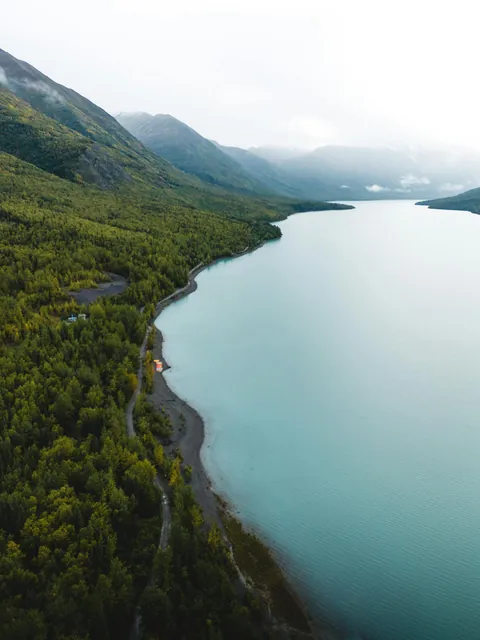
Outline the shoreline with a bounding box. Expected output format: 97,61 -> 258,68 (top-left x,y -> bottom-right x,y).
150,246 -> 264,529
148,243 -> 344,639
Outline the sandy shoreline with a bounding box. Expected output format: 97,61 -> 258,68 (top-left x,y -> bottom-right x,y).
148,247 -> 345,640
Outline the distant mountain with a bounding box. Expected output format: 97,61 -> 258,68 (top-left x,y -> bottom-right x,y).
218,142 -> 358,201
278,146 -> 414,200
251,144 -> 480,201
417,187 -> 480,214
117,112 -> 273,196
215,143 -> 306,198
0,49 -> 344,222
116,108 -> 480,203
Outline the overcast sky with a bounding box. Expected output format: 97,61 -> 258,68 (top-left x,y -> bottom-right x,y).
2,0 -> 478,150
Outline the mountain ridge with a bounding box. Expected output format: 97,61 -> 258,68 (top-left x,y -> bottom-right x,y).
0,48 -> 347,223
116,111 -> 273,196
117,109 -> 480,201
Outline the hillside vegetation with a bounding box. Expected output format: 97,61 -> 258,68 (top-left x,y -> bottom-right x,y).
0,147 -> 281,639
117,110 -> 480,202
216,143 -> 308,198
0,47 -> 354,640
117,111 -> 340,201
417,188 -> 480,214
117,112 -> 272,195
0,88 -> 90,180
1,48 -> 346,222
0,49 -> 190,191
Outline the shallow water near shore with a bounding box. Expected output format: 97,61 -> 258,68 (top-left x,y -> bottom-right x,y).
156,200 -> 480,640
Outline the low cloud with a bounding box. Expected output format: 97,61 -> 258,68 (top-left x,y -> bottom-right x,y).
340,184 -> 350,189
400,174 -> 430,187
366,184 -> 389,192
0,66 -> 64,104
440,182 -> 464,193
287,115 -> 335,147
17,79 -> 65,104
0,66 -> 8,87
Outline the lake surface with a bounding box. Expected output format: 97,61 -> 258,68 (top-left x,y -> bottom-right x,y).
156,200 -> 480,640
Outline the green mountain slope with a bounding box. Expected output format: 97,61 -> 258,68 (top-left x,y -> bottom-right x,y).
216,142 -> 306,198
116,112 -> 274,195
0,48 -> 348,222
0,88 -> 89,180
0,147 -> 283,640
417,187 -> 480,213
0,48 -> 191,190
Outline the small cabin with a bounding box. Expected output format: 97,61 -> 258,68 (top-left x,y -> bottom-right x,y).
78,313 -> 87,321
67,315 -> 77,323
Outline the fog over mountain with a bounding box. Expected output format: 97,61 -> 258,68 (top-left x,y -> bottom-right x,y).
3,0 -> 480,199
118,111 -> 480,201
2,0 -> 479,153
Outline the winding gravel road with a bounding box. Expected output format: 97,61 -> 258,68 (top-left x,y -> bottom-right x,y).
126,327 -> 172,549
127,327 -> 172,640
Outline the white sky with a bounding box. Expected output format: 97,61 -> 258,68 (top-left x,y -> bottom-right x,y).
2,0 -> 479,149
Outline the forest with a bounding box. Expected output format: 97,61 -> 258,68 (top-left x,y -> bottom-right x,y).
0,148 -> 284,639
0,48 -> 338,638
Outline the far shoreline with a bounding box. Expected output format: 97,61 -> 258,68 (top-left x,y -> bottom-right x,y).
148,238 -> 348,640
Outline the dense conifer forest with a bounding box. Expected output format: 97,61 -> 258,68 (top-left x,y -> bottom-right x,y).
0,148 -> 282,639
0,47 -> 351,639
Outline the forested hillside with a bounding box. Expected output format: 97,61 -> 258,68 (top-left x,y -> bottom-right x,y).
117,112 -> 272,195
0,49 -> 193,191
0,147 -> 282,639
0,47 -> 347,640
1,47 -> 348,224
417,187 -> 480,214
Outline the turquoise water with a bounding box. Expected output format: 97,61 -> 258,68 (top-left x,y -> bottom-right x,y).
156,200 -> 480,640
